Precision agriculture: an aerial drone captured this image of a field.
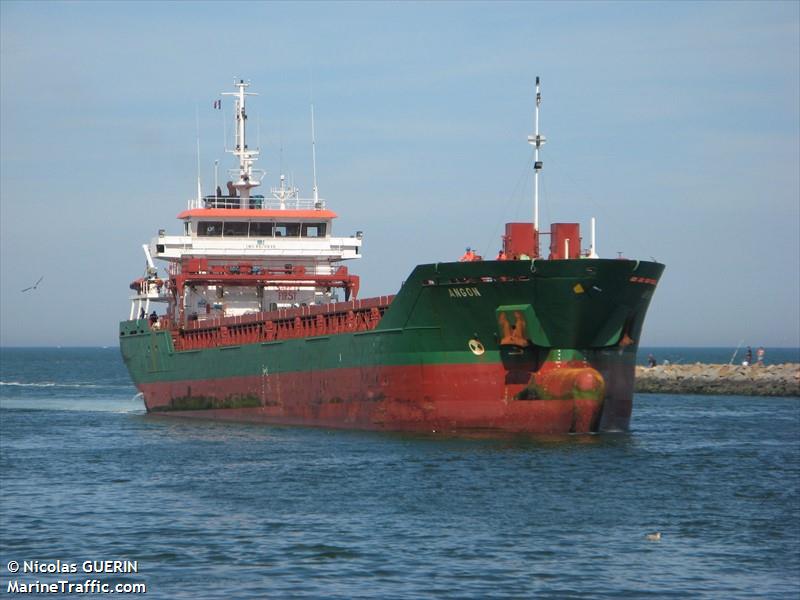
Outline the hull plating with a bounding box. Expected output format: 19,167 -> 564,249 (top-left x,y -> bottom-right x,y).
137,363 -> 605,434
120,259 -> 663,434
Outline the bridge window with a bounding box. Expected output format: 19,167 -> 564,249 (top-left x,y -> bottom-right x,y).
275,222 -> 300,237
250,222 -> 273,237
223,222 -> 248,237
198,221 -> 326,238
198,221 -> 223,236
302,223 -> 327,238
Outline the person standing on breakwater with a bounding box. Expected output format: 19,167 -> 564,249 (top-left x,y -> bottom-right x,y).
647,354 -> 657,368
757,347 -> 765,366
744,346 -> 753,366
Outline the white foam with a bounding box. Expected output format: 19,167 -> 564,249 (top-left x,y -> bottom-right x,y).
0,381 -> 120,389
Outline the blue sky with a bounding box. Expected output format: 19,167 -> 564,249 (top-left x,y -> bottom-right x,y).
1,0 -> 798,347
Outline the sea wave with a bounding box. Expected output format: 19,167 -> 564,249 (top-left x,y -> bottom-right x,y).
0,381 -> 128,389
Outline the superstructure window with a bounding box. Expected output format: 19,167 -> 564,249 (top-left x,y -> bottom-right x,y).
302,223 -> 327,237
250,222 -> 273,237
275,223 -> 300,237
223,222 -> 248,237
198,221 -> 223,236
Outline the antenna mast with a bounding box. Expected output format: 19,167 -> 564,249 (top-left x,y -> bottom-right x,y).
311,104 -> 320,207
527,76 -> 546,235
222,79 -> 262,208
195,106 -> 202,204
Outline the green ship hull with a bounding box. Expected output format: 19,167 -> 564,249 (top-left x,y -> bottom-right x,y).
119,258 -> 664,434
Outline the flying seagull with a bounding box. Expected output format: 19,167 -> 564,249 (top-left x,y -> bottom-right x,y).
21,276 -> 43,292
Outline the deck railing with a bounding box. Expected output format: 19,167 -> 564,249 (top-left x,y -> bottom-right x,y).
187,195 -> 325,211
170,296 -> 394,351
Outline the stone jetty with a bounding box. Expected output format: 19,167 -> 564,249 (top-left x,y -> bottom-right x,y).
634,363 -> 800,397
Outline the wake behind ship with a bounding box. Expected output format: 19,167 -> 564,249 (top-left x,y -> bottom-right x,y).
120,78 -> 664,434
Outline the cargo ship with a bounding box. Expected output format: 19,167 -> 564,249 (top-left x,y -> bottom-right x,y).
119,78 -> 664,434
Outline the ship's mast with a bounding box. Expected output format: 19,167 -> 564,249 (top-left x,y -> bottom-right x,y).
311,104 -> 320,207
527,76 -> 546,237
222,79 -> 261,208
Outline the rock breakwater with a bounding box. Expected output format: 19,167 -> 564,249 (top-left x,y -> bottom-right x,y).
634,363 -> 800,397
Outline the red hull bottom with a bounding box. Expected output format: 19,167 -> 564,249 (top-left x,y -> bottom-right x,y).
138,363 -> 608,434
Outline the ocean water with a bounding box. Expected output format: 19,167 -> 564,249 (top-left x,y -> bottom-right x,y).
1,348 -> 798,599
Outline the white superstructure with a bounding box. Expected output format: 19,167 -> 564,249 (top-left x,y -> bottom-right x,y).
129,79 -> 362,323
